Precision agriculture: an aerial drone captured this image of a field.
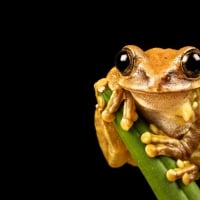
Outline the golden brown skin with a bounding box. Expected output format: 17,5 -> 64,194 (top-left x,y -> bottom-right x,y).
94,45 -> 200,185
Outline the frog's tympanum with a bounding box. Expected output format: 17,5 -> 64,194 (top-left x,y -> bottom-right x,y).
94,45 -> 200,185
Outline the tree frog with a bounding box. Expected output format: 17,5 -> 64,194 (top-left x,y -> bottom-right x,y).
94,45 -> 200,185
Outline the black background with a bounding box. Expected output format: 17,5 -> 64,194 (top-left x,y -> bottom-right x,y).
7,4 -> 200,200
66,8 -> 200,200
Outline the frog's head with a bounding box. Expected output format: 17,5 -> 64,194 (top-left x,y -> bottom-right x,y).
115,45 -> 200,93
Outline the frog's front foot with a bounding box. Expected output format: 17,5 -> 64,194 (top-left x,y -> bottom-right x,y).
141,124 -> 200,184
141,124 -> 183,158
94,78 -> 138,131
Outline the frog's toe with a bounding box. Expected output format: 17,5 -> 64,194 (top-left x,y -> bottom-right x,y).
166,169 -> 177,182
145,144 -> 158,157
120,111 -> 138,131
182,171 -> 200,185
182,173 -> 193,185
144,143 -> 174,158
102,110 -> 116,122
120,118 -> 134,131
141,132 -> 153,144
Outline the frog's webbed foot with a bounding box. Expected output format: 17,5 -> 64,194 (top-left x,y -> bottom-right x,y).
166,159 -> 200,185
141,124 -> 200,184
94,78 -> 138,131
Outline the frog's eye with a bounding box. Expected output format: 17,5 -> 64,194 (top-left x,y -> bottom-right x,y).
181,49 -> 200,78
115,49 -> 135,76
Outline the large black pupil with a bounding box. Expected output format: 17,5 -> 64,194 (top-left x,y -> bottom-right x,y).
115,50 -> 130,72
184,53 -> 200,78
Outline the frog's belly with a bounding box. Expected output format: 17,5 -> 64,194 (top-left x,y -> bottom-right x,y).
136,106 -> 191,139
130,91 -> 192,138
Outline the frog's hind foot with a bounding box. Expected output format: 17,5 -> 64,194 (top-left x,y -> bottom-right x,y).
166,159 -> 200,185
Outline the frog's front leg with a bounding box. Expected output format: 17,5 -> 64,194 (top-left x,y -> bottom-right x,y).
94,78 -> 138,131
141,124 -> 200,184
94,78 -> 138,167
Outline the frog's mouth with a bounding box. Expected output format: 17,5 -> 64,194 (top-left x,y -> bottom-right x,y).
128,88 -> 198,117
119,76 -> 200,93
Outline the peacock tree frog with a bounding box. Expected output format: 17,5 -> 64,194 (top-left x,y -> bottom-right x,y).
94,45 -> 200,185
